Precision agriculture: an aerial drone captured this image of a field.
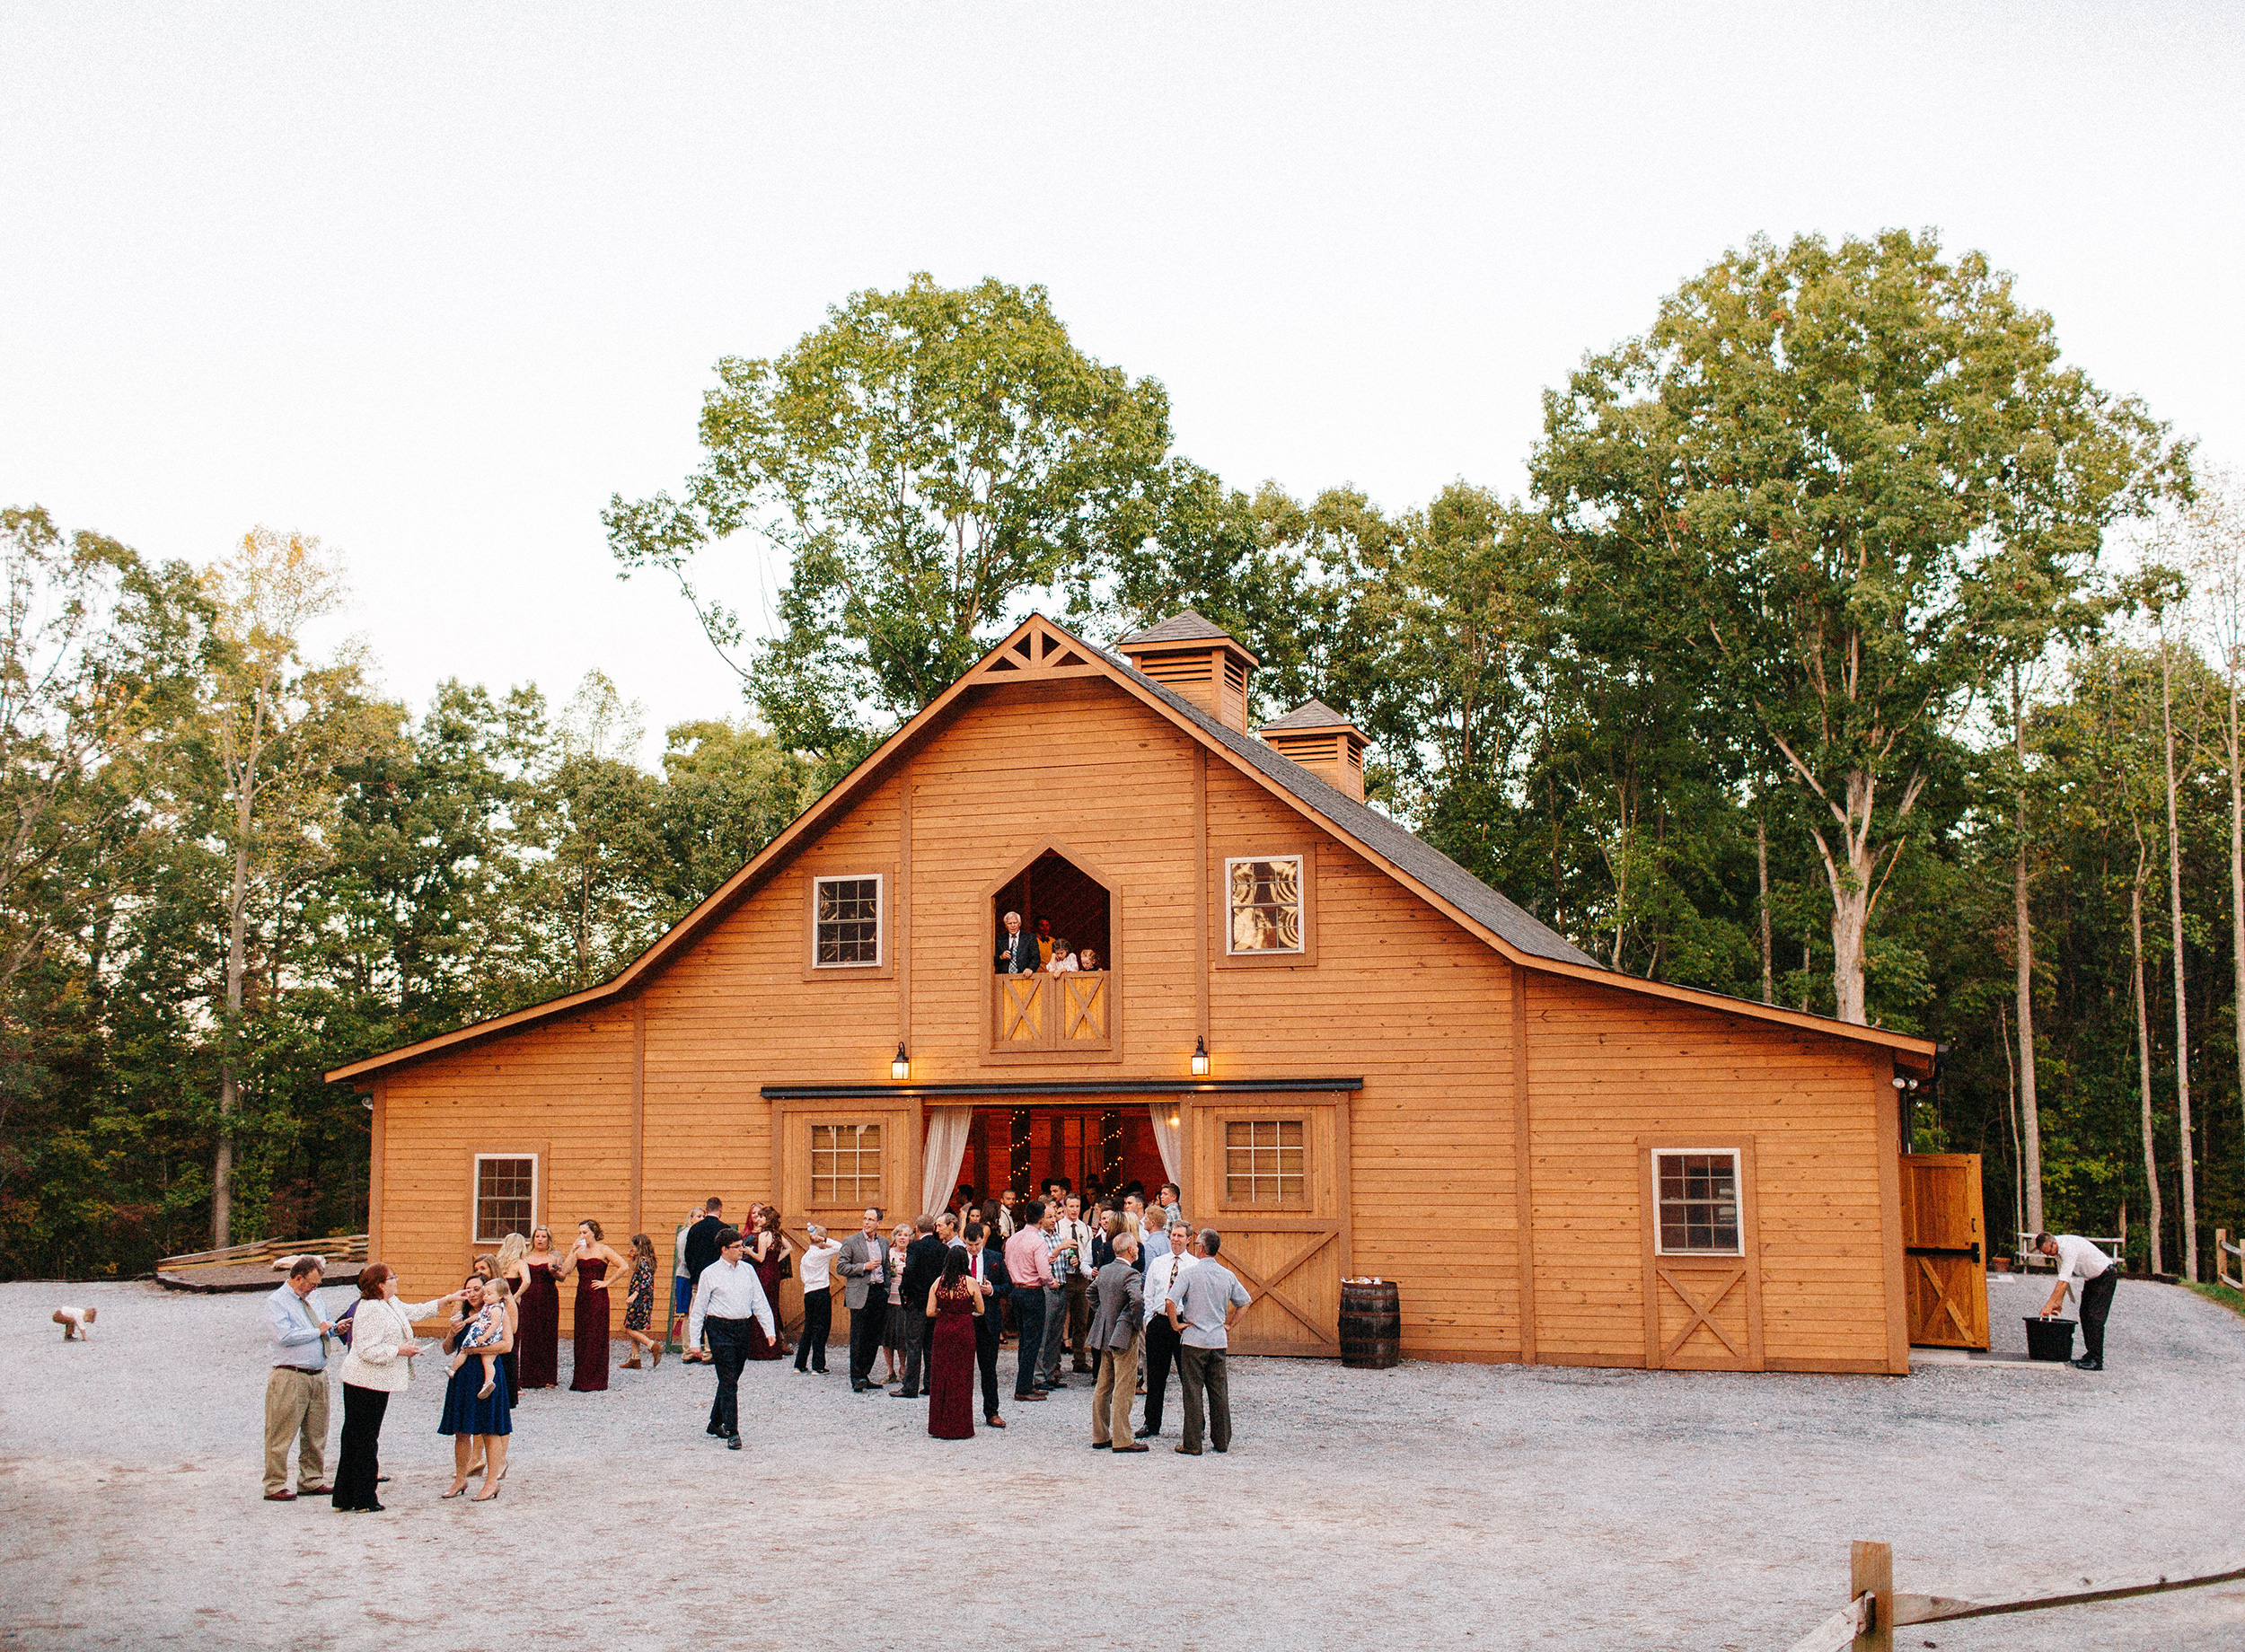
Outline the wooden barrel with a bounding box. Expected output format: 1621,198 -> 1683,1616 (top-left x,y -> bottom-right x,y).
1339,1279 -> 1401,1368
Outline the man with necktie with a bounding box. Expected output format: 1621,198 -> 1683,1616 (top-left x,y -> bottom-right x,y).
262,1255 -> 337,1500
963,1221 -> 1009,1428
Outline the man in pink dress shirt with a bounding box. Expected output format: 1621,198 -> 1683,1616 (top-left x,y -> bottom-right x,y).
1003,1200 -> 1057,1402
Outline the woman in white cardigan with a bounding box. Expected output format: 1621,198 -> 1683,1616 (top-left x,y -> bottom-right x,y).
333,1264 -> 462,1512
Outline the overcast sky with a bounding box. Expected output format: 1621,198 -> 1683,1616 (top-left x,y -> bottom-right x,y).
4,3 -> 2239,760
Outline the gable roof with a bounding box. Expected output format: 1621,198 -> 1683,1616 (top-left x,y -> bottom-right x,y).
1259,699 -> 1362,734
328,613 -> 1934,1082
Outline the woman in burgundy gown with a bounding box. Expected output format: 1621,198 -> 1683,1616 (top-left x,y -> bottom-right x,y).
925,1247 -> 982,1440
562,1218 -> 629,1393
513,1226 -> 562,1389
744,1205 -> 792,1361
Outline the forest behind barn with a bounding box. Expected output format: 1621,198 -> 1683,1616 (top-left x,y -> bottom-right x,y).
4,242 -> 2241,1288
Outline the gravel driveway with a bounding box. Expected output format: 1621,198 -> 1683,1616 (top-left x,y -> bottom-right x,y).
4,1270 -> 2242,1650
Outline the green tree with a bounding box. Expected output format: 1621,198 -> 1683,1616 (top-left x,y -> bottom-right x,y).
1533,229 -> 2188,1023
607,274 -> 1175,765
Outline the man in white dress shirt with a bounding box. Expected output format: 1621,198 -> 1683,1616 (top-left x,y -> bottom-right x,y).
687,1228 -> 779,1448
1137,1219 -> 1195,1440
2035,1232 -> 2118,1371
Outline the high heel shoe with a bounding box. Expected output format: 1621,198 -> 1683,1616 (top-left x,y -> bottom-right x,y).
471,1484 -> 502,1503
441,1483 -> 469,1499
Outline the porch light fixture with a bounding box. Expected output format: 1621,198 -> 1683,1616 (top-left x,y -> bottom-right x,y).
1191,1037 -> 1210,1077
893,1042 -> 910,1081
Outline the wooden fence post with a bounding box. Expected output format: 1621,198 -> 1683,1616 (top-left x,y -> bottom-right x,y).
1850,1540 -> 1893,1652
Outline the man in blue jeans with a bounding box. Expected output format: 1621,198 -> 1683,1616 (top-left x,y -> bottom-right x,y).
1003,1199 -> 1055,1402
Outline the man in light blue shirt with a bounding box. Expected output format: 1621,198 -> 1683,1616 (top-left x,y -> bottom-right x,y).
263,1255 -> 335,1500
1165,1228 -> 1252,1455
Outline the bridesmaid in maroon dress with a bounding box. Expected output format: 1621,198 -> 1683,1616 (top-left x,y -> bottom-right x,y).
744,1205 -> 793,1361
512,1226 -> 562,1389
925,1247 -> 982,1440
562,1218 -> 629,1392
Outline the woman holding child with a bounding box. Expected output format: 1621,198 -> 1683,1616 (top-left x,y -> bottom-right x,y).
438,1273 -> 515,1501
333,1263 -> 462,1512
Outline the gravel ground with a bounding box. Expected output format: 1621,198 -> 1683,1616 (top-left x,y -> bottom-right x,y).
4,1270 -> 2242,1650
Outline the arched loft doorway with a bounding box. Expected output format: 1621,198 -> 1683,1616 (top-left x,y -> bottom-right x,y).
991,847 -> 1113,970
987,845 -> 1117,1054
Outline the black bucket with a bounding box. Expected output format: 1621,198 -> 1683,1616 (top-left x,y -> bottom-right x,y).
2024,1316 -> 2076,1362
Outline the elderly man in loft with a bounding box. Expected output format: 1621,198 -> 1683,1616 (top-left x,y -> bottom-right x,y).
995,909 -> 1038,974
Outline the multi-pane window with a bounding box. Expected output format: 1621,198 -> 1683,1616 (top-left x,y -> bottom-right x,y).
814,875 -> 881,967
474,1155 -> 534,1243
1655,1151 -> 1741,1253
1224,1119 -> 1304,1204
1226,856 -> 1303,953
810,1124 -> 883,1205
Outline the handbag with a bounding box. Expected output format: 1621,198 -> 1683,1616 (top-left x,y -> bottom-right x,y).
779,1252 -> 793,1281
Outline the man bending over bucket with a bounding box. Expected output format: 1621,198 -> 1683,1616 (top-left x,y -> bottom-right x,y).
2034,1232 -> 2117,1372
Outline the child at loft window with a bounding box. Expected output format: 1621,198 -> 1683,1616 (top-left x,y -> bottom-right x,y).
1044,937 -> 1078,973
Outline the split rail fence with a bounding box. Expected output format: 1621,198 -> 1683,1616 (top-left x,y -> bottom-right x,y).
2218,1227 -> 2243,1292
1784,1540 -> 2245,1650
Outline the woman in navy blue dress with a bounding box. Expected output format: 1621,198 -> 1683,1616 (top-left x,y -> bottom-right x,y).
439,1275 -> 514,1500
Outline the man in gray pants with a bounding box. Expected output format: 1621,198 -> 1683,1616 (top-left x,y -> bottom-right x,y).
1166,1228 -> 1253,1454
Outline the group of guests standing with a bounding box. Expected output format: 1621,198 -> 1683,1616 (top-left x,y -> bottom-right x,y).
665,1179 -> 1255,1457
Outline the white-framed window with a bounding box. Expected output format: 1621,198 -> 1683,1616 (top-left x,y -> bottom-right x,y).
474,1153 -> 538,1243
1652,1149 -> 1742,1254
810,1123 -> 884,1205
1225,856 -> 1304,953
813,874 -> 884,968
1224,1118 -> 1305,1205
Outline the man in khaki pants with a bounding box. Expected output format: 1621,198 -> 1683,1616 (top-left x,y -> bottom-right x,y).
1087,1231 -> 1147,1452
263,1255 -> 336,1500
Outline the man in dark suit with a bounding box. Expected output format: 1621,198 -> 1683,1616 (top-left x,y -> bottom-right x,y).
682,1198 -> 727,1363
964,1220 -> 1009,1428
895,1215 -> 947,1399
995,909 -> 1037,974
836,1208 -> 890,1392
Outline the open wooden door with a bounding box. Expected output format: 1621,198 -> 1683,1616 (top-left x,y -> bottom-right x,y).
1186,1096 -> 1348,1357
775,1103 -> 919,1337
1900,1153 -> 1988,1349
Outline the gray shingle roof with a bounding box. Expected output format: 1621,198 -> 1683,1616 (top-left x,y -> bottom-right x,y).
1096,644 -> 1602,970
1117,610 -> 1237,646
1260,699 -> 1361,734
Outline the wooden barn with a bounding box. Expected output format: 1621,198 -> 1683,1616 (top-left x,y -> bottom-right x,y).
329,611 -> 1948,1375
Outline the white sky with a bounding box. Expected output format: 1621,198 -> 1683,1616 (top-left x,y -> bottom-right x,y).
4,3 -> 2240,762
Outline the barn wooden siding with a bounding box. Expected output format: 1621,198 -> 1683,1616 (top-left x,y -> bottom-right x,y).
368,672 -> 1906,1371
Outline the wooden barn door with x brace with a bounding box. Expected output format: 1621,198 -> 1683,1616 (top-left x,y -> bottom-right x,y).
1637,1136 -> 1765,1371
1186,1097 -> 1349,1357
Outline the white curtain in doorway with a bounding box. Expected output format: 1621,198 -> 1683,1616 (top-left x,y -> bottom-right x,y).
920,1106 -> 973,1217
1149,1102 -> 1183,1192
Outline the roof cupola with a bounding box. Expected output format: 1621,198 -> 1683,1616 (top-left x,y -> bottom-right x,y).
1115,610 -> 1258,734
1258,699 -> 1369,803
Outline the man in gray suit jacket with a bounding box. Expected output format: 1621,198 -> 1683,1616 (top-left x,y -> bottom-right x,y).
1087,1231 -> 1147,1451
836,1208 -> 891,1393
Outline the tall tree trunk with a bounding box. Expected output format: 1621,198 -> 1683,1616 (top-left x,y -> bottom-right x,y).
2229,651 -> 2245,1232
216,776 -> 253,1249
2130,874 -> 2164,1275
2159,634 -> 2199,1280
1999,1002 -> 2024,1246
1756,812 -> 1773,1005
2012,674 -> 2044,1234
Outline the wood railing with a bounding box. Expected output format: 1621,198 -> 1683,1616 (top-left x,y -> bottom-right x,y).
2218,1228 -> 2243,1292
1785,1539 -> 2245,1650
991,969 -> 1112,1051
2012,1231 -> 2122,1271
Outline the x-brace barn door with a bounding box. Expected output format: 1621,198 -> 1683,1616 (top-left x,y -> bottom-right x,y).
1638,1136 -> 1765,1372
1189,1097 -> 1351,1358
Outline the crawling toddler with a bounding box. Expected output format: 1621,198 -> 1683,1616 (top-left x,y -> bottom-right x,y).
52,1305 -> 96,1340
